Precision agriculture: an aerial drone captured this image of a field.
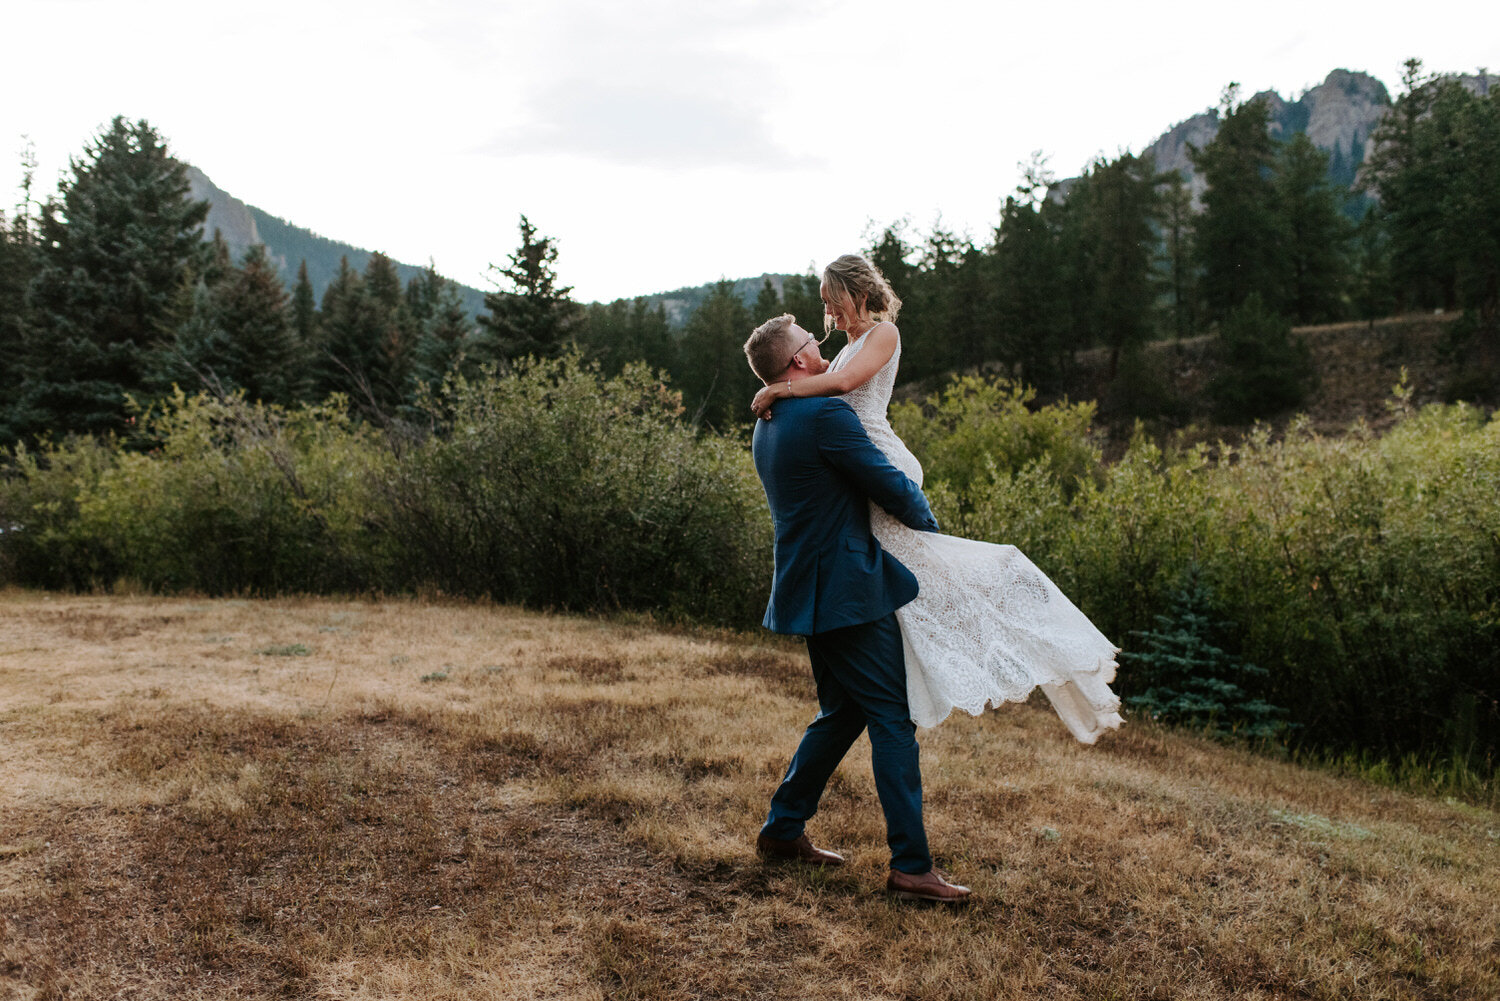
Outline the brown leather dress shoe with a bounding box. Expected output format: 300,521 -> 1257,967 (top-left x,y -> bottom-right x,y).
886,868 -> 971,903
755,833 -> 845,866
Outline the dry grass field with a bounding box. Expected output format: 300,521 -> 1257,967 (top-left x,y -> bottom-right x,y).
1,590 -> 1496,1000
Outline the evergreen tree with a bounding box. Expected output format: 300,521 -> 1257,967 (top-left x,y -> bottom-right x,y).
1274,133 -> 1352,324
1207,292 -> 1316,422
1365,60 -> 1453,312
154,276 -> 226,392
408,274 -> 475,397
214,245 -> 305,403
1120,566 -> 1288,741
291,259 -> 316,353
11,117 -> 208,438
867,225 -> 913,301
311,256 -> 375,403
753,276 -> 781,321
1368,65 -> 1500,370
575,297 -> 675,377
476,214 -> 578,363
0,146 -> 39,441
780,271 -> 824,335
677,279 -> 753,427
1351,206 -> 1395,327
626,297 -> 675,375
902,224 -> 969,378
0,213 -> 29,441
364,250 -> 403,317
1191,88 -> 1286,320
950,241 -> 999,371
204,229 -> 233,289
363,251 -> 412,406
1426,78 -> 1500,363
403,261 -> 444,331
1079,152 -> 1160,378
1157,171 -> 1200,339
991,192 -> 1072,390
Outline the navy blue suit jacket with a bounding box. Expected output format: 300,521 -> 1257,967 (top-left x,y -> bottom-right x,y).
751,395 -> 939,635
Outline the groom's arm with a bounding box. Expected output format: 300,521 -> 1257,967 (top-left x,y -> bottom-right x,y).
816,401 -> 939,533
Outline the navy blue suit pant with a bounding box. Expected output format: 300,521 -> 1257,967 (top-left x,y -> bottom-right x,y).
760,612 -> 931,874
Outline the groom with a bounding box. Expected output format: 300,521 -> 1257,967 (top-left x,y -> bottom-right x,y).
741,313 -> 970,904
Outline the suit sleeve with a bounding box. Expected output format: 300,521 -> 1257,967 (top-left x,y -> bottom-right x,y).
817,401 -> 940,533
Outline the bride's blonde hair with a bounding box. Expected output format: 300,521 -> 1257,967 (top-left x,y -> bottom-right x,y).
822,254 -> 902,336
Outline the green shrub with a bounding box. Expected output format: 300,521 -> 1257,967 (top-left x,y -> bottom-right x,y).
890,375 -> 1102,501
901,370 -> 1499,766
0,435 -> 121,588
74,390 -> 393,594
377,356 -> 771,625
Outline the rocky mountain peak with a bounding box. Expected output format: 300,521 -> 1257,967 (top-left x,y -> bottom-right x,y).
1070,69 -> 1395,207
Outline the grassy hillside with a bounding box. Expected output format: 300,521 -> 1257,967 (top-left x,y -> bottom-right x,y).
2,593 -> 1495,999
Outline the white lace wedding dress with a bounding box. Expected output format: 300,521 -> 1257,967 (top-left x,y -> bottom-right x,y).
831,331 -> 1124,743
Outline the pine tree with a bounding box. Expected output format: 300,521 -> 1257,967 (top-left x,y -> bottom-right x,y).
575,297 -> 675,377
403,262 -> 443,330
311,256 -> 374,403
154,276 -> 229,393
991,193 -> 1072,390
475,215 -> 578,364
0,146 -> 39,442
1207,292 -> 1316,421
215,245 -> 305,403
867,226 -> 913,302
1274,133 -> 1352,324
1365,60 -> 1453,312
408,274 -> 475,397
1156,171 -> 1200,340
1367,66 -> 1499,372
291,259 -> 316,356
753,277 -> 781,321
1351,206 -> 1395,327
362,251 -> 411,407
1120,566 -> 1288,740
12,117 -> 208,438
902,225 -> 968,378
627,297 -> 675,375
780,271 -> 824,335
1426,78 -> 1500,365
1191,88 -> 1286,320
677,279 -> 753,427
0,214 -> 29,441
1079,152 -> 1160,378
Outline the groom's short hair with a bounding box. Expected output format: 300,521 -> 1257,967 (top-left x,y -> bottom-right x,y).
744,313 -> 798,384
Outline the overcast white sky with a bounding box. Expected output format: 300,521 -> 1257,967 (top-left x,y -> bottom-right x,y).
4,0 -> 1495,302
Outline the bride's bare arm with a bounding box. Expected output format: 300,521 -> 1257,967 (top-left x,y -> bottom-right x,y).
751,322 -> 898,419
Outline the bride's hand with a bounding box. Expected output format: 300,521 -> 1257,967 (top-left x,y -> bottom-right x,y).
751,383 -> 784,420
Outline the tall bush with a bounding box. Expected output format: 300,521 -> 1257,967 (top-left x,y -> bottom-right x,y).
919,377 -> 1498,763
377,356 -> 771,624
76,391 -> 391,594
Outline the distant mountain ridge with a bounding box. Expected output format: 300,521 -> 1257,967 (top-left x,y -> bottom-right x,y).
185,165 -> 785,324
184,166 -> 488,317
182,68 -> 1494,322
1073,68 -> 1495,211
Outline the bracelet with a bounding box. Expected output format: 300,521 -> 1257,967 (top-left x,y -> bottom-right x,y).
786,379 -> 793,397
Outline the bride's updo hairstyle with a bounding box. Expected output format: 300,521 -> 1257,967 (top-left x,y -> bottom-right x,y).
822,254 -> 903,335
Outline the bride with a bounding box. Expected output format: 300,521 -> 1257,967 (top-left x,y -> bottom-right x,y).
750,254 -> 1123,743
